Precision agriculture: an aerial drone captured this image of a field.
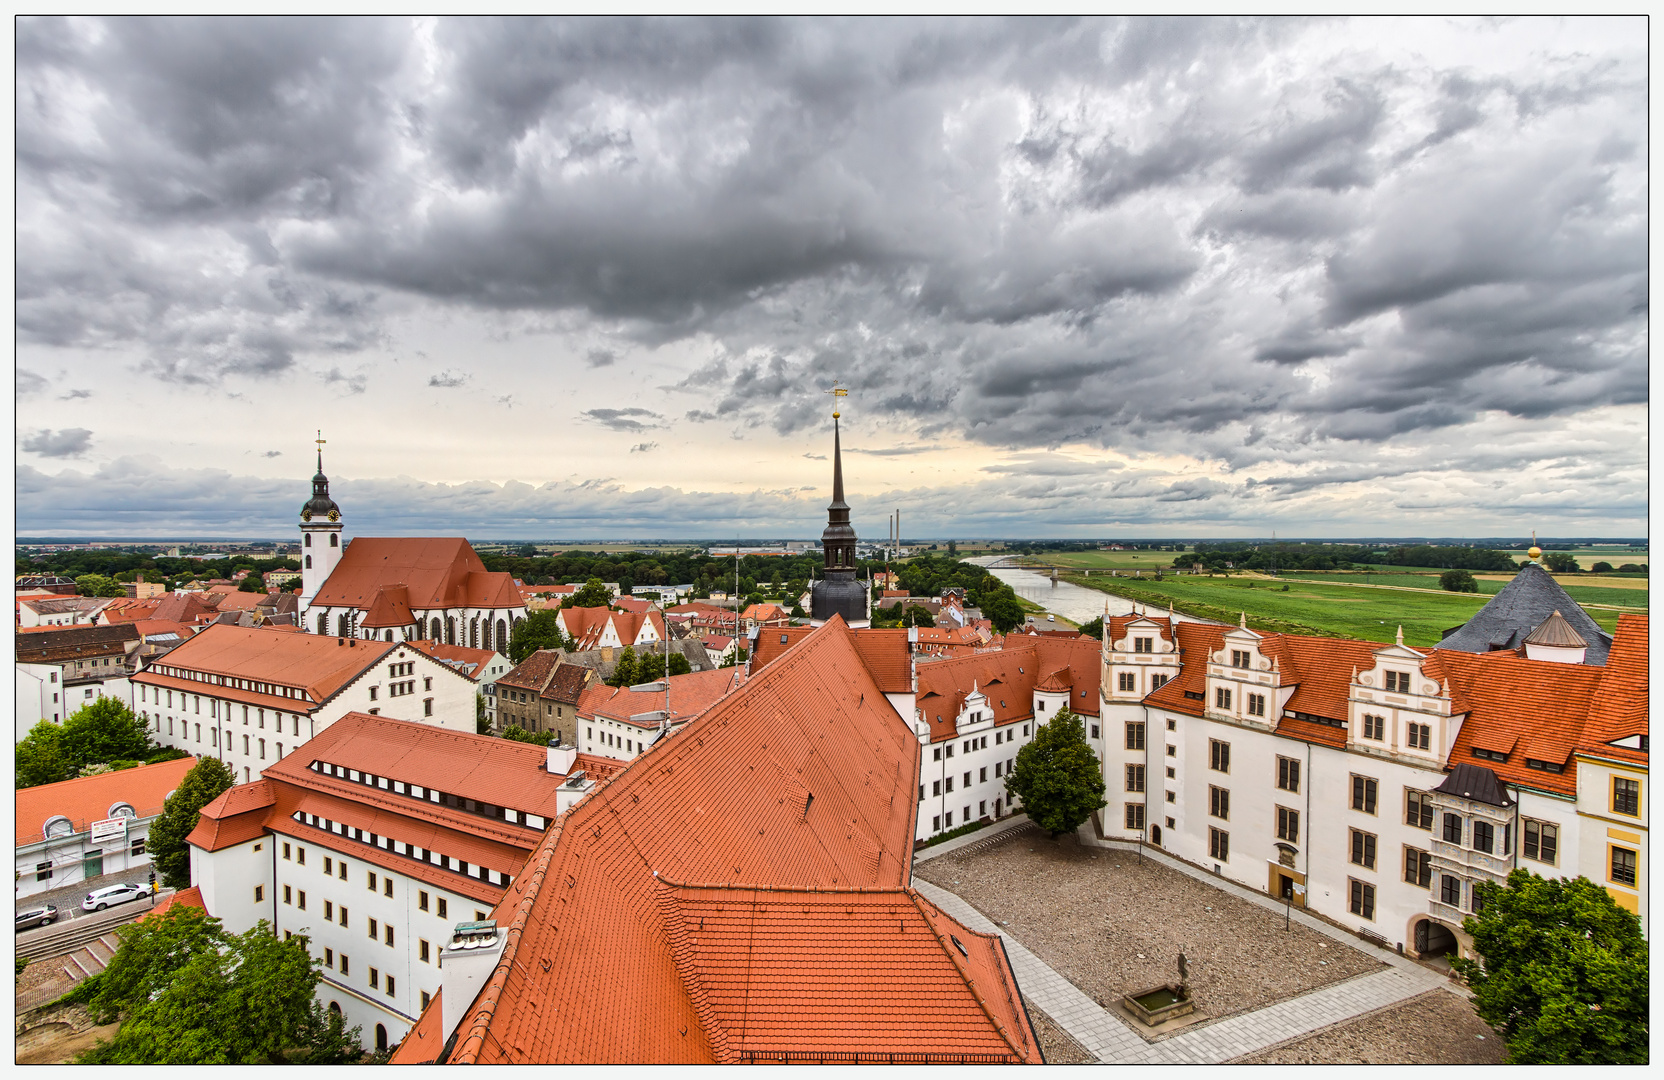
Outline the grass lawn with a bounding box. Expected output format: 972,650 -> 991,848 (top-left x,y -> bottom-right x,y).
1269,570 -> 1646,611
1061,572 -> 1624,646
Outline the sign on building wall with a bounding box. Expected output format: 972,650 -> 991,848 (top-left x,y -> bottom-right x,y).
90,817 -> 129,844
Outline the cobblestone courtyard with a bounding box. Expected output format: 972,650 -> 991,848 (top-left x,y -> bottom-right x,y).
915,829 -> 1381,1021
916,824 -> 1500,1064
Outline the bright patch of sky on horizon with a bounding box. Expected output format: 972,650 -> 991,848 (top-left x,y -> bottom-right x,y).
16,16 -> 1647,538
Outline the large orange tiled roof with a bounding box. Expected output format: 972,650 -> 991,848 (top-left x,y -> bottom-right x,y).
577,667 -> 740,729
850,628 -> 912,692
134,623 -> 395,704
748,624 -> 815,670
311,537 -> 522,611
1438,650 -> 1603,796
187,779 -> 277,852
18,756 -> 198,846
428,618 -> 1038,1064
1580,614 -> 1647,766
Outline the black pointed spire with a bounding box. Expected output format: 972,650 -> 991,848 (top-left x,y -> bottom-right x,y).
301,431 -> 342,522
811,394 -> 864,623
830,415 -> 847,509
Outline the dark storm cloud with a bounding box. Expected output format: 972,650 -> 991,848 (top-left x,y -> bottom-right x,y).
15,16 -> 1646,519
22,428 -> 94,457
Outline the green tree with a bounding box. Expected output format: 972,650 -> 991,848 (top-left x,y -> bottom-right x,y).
608,646 -> 639,688
667,652 -> 692,676
59,698 -> 155,777
506,610 -> 571,664
147,758 -> 236,890
562,577 -> 613,609
75,573 -> 125,597
74,905 -> 362,1063
1440,568 -> 1479,593
1077,616 -> 1104,640
1542,551 -> 1580,574
16,719 -> 72,788
1003,706 -> 1106,837
946,540 -> 957,555
500,726 -> 548,746
1590,561 -> 1614,573
238,573 -> 265,593
975,587 -> 1025,634
899,604 -> 933,628
476,692 -> 490,735
1453,869 -> 1647,1064
635,651 -> 667,682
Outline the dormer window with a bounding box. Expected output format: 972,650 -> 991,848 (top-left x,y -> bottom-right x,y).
1134,637 -> 1153,653
1230,650 -> 1250,669
1385,671 -> 1410,693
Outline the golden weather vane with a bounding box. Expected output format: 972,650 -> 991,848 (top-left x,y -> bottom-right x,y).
316,430 -> 326,451
826,385 -> 848,418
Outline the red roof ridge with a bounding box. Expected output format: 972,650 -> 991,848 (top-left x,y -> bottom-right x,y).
451,814 -> 567,1065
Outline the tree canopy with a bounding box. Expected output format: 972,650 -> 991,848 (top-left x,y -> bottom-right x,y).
147,757 -> 236,890
1003,706 -> 1106,837
1077,616 -> 1104,640
76,572 -> 127,597
1453,869 -> 1647,1064
1440,568 -> 1479,593
1541,551 -> 1581,574
562,577 -> 614,609
17,698 -> 161,789
506,609 -> 571,664
72,905 -> 362,1064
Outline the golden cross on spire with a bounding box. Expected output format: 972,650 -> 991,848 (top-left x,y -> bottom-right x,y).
826,385 -> 847,419
316,430 -> 326,451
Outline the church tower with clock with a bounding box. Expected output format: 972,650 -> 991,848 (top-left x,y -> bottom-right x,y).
299,433 -> 344,612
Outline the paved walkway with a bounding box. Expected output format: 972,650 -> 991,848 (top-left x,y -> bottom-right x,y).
912,831 -> 1458,1063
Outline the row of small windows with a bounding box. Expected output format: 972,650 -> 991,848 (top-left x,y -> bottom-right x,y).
292,811 -> 514,888
303,532 -> 340,548
309,760 -> 548,830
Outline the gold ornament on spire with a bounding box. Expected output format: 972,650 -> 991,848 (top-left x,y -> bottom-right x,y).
826,385 -> 848,418
1527,529 -> 1541,562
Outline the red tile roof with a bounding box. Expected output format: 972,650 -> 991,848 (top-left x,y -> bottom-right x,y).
134,623 -> 395,705
187,780 -> 277,852
430,618 -> 1037,1064
748,625 -> 815,670
145,885 -> 204,920
311,538 -> 522,612
576,667 -> 741,729
1580,614 -> 1647,766
850,628 -> 912,693
1437,650 -> 1603,796
18,756 -> 198,846
406,640 -> 500,680
360,584 -> 415,628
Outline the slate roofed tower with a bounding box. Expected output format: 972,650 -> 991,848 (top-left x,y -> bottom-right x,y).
299,431 -> 345,611
811,390 -> 867,625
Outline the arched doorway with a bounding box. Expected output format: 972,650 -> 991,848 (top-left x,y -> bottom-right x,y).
375,1024 -> 388,1052
1151,824 -> 1163,847
328,1001 -> 341,1016
1414,918 -> 1458,960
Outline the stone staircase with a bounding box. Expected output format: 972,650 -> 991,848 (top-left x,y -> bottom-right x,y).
61,935 -> 121,985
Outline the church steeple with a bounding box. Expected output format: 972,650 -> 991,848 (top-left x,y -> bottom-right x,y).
810,388 -> 867,625
302,430 -> 342,523
299,431 -> 345,621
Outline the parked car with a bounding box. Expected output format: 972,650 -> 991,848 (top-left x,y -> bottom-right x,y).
16,904 -> 57,930
81,883 -> 148,912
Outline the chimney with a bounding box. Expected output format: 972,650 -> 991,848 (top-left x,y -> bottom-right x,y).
441,920 -> 505,1044
555,770 -> 595,817
547,742 -> 578,775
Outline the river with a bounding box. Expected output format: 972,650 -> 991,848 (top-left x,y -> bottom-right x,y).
966,556 -> 1214,627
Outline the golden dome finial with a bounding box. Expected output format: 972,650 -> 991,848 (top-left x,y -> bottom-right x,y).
1527,528 -> 1541,562
826,384 -> 847,419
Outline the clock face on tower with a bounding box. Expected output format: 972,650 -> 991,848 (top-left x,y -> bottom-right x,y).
301,510 -> 312,522
328,509 -> 339,521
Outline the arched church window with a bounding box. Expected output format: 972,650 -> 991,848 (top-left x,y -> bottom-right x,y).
330,534 -> 338,547
431,618 -> 442,641
338,615 -> 350,638
305,555 -> 312,569
497,619 -> 507,650
304,534 -> 311,547
318,614 -> 328,635
446,618 -> 455,645
385,630 -> 393,642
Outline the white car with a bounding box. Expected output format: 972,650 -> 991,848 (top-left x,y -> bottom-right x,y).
82,883 -> 149,912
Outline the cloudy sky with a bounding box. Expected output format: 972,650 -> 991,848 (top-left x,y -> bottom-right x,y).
16,16 -> 1647,539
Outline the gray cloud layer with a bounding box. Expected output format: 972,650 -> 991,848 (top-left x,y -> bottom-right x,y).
15,17 -> 1647,531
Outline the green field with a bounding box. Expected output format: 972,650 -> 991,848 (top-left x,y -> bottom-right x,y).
1040,549 -> 1190,571
1270,570 -> 1646,611
1059,571 -> 1624,647
1551,546 -> 1649,571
